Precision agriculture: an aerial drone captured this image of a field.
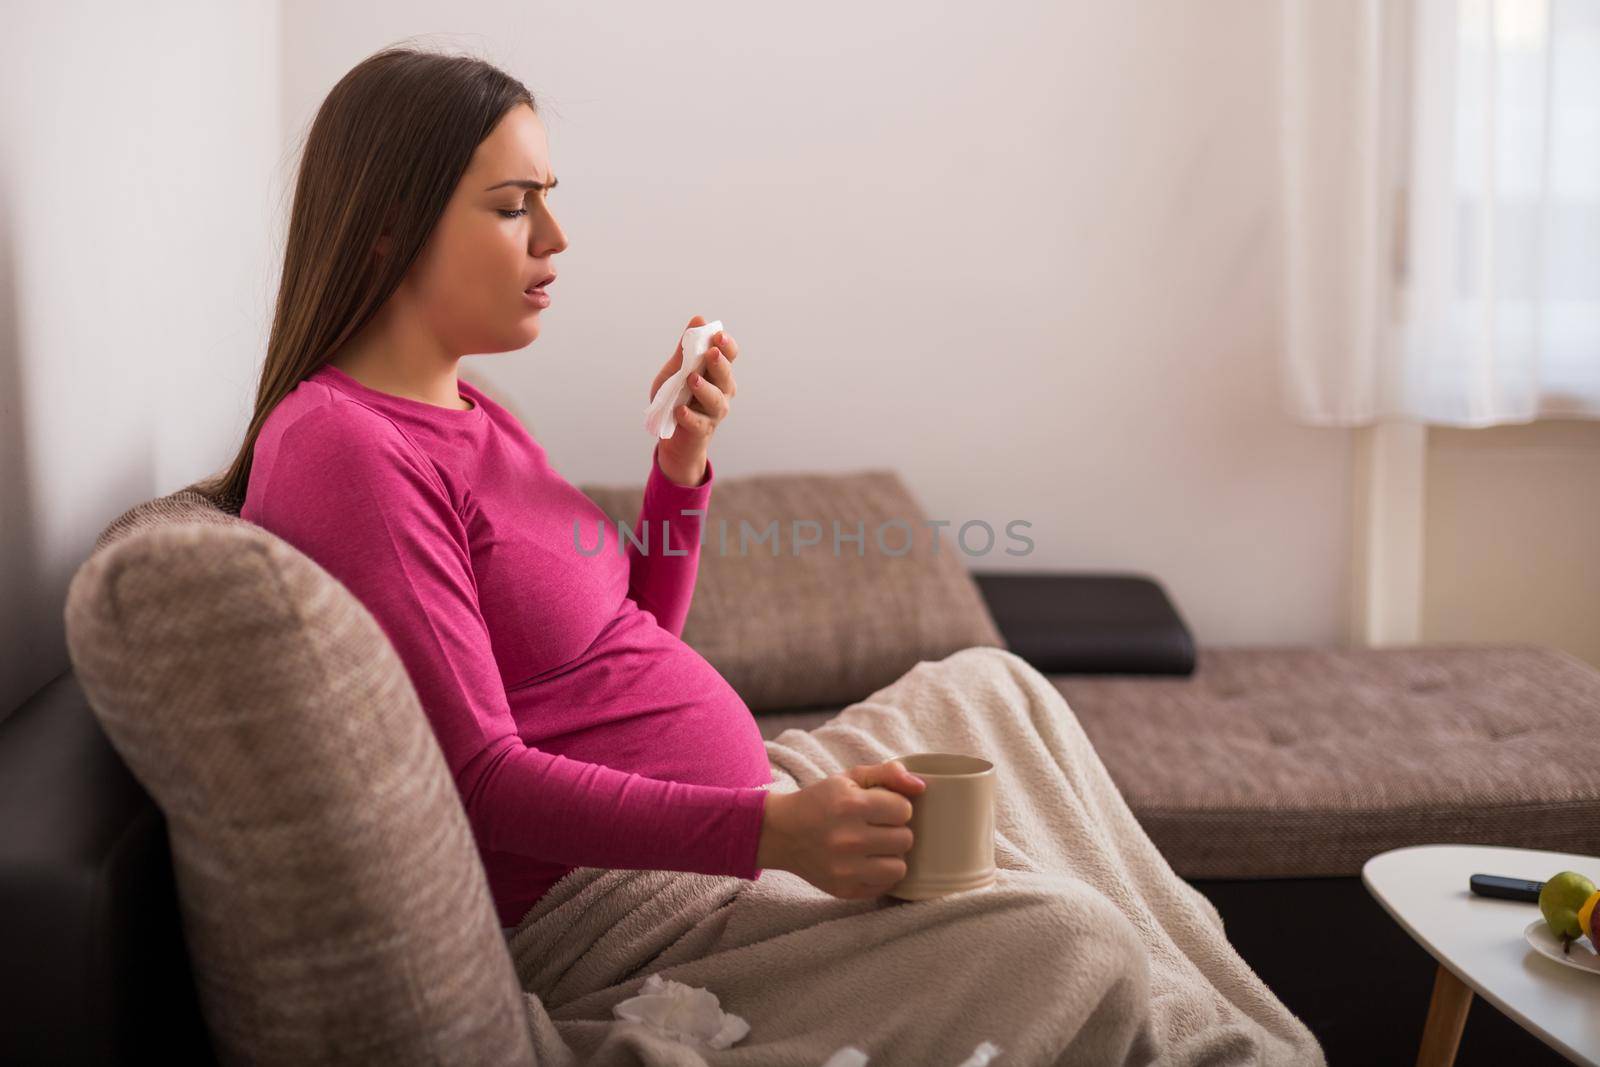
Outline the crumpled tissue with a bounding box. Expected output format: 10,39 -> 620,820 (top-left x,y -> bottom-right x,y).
611,972 -> 750,1050
645,319 -> 724,440
611,972 -> 1002,1066
823,1040 -> 1003,1067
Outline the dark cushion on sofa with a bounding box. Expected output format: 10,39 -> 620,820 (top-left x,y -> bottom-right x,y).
972,571 -> 1196,675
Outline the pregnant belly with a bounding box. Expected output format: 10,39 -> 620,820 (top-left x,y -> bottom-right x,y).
507,608 -> 774,789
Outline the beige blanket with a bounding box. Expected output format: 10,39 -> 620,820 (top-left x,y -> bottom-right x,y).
505,647 -> 1326,1066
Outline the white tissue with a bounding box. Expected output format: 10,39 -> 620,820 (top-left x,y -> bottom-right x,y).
955,1041 -> 1004,1066
822,1040 -> 1001,1066
609,972 -> 1001,1065
611,972 -> 750,1050
645,320 -> 724,440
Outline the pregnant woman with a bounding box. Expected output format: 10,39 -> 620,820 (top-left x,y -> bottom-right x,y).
199,44 -> 1323,1066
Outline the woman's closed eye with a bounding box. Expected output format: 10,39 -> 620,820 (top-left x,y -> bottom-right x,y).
498,191 -> 552,219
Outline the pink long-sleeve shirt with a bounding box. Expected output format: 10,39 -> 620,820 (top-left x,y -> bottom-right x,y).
240,363 -> 774,927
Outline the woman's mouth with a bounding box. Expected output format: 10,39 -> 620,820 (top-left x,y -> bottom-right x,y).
523,283 -> 551,308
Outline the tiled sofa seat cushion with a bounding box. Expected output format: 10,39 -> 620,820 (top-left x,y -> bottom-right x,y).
580,469 -> 1006,713
1057,644 -> 1600,878
64,488 -> 536,1065
755,645 -> 1600,879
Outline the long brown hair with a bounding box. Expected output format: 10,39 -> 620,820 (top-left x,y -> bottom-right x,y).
194,44 -> 538,513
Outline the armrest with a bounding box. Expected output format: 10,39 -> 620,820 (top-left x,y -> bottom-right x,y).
971,571 -> 1196,676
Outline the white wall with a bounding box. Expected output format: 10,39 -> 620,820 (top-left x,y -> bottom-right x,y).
281,0 -> 1352,648
1,1 -> 281,710
2,0 -> 1356,716
1423,420 -> 1600,672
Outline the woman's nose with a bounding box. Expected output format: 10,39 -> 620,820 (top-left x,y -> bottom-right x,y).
533,224 -> 567,256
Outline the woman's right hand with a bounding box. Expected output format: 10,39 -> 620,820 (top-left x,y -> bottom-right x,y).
756,760 -> 927,899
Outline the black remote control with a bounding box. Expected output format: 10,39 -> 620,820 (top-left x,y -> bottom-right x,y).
1470,873 -> 1545,903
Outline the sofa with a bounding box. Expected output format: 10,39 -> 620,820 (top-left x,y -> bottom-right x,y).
5,378 -> 1598,1065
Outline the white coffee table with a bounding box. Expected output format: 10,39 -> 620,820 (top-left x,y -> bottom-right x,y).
1363,844 -> 1600,1067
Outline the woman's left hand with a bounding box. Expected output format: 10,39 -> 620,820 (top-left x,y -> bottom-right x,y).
650,314 -> 740,487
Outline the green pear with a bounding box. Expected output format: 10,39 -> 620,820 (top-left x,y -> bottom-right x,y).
1539,870 -> 1597,946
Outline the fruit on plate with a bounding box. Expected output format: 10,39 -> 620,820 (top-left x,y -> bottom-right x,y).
1539,870 -> 1598,954
1579,888 -> 1600,948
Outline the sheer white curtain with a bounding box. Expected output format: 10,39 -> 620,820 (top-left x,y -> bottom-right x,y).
1281,0 -> 1600,427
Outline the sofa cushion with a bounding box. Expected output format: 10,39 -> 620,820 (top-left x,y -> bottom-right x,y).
64,489 -> 536,1066
972,571 -> 1196,675
580,468 -> 1007,712
1055,644 -> 1600,877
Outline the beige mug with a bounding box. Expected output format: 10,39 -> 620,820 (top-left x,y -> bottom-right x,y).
886,752 -> 997,901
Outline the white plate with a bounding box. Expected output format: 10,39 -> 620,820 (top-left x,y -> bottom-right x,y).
1524,918 -> 1600,975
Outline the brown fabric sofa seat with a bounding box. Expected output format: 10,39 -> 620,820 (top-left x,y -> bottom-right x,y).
754,644 -> 1600,879
1057,644 -> 1600,876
